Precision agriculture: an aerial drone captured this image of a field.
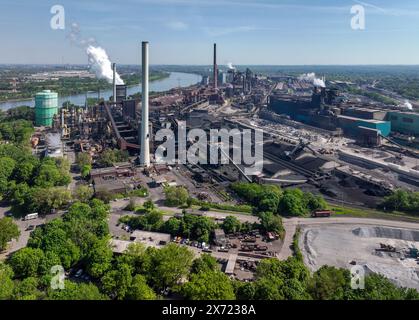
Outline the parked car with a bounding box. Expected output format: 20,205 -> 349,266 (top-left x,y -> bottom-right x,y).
75,269 -> 83,278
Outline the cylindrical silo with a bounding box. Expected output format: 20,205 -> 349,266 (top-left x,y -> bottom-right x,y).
35,90 -> 58,127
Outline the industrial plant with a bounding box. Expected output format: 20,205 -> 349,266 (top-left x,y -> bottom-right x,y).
9,40 -> 419,295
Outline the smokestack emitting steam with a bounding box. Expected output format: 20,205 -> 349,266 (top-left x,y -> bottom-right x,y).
400,100 -> 413,110
112,63 -> 116,103
68,23 -> 123,85
213,43 -> 218,89
87,46 -> 123,85
140,41 -> 150,167
298,73 -> 325,88
227,62 -> 236,70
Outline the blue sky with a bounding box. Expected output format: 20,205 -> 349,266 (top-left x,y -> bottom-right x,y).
2,0 -> 419,65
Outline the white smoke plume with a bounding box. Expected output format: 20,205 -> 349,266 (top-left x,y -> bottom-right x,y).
400,100 -> 413,110
67,22 -> 124,85
87,46 -> 123,85
298,73 -> 325,88
227,62 -> 236,70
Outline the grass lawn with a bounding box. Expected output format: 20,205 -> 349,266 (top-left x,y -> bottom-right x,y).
330,205 -> 419,223
190,205 -> 252,216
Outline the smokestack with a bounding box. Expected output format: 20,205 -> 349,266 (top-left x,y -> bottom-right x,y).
140,41 -> 150,167
213,43 -> 218,89
112,63 -> 116,103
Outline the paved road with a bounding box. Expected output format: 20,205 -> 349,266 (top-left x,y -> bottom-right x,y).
110,199 -> 419,262
109,198 -> 259,224
0,206 -> 63,260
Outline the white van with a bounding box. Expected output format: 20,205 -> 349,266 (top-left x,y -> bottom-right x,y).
24,213 -> 38,221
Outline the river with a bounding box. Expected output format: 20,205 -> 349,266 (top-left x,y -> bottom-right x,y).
0,72 -> 202,110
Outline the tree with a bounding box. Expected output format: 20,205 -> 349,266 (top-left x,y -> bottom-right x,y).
85,239 -> 113,278
123,210 -> 164,232
31,187 -> 72,214
0,217 -> 20,251
221,216 -> 242,234
182,270 -> 235,300
6,106 -> 35,122
116,243 -> 148,275
95,189 -> 114,204
231,182 -> 264,204
6,182 -> 31,209
127,274 -> 157,300
9,247 -> 45,278
143,200 -> 155,212
0,157 -> 16,194
380,189 -> 419,214
101,263 -> 133,300
73,185 -> 94,203
97,149 -> 128,167
48,281 -> 108,300
182,214 -> 215,243
76,152 -> 92,169
149,243 -> 194,290
191,254 -> 219,274
305,193 -> 328,212
235,281 -> 256,300
258,212 -> 284,237
253,258 -> 311,300
258,190 -> 281,213
350,273 -> 419,300
14,157 -> 38,183
231,183 -> 281,212
277,189 -> 308,216
162,217 -> 182,236
27,218 -> 80,269
34,162 -> 62,188
308,266 -> 351,300
13,277 -> 43,300
164,186 -> 189,207
0,263 -> 15,299
80,164 -> 92,179
0,118 -> 33,145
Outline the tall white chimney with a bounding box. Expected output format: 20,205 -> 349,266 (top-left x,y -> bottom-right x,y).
140,41 -> 150,167
112,63 -> 116,103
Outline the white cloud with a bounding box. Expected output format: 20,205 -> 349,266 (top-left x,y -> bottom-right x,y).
167,21 -> 189,30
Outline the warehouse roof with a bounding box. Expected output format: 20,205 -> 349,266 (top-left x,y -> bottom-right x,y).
337,115 -> 388,124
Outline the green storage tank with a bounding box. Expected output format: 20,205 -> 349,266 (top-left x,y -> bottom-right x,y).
35,90 -> 58,127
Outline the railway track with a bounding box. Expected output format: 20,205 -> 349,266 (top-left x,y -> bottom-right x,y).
263,151 -> 318,179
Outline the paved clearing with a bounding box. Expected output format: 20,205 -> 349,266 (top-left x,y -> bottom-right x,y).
299,223 -> 419,290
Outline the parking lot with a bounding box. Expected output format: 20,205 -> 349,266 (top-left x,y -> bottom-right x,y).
0,205 -> 63,260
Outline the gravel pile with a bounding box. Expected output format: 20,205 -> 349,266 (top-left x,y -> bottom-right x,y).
353,226 -> 419,242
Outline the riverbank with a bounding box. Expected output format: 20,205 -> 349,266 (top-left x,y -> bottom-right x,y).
0,72 -> 170,103
0,72 -> 202,110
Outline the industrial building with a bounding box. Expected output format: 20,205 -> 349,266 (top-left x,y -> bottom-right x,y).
44,132 -> 63,158
35,90 -> 58,126
268,89 -> 392,138
337,115 -> 391,137
388,111 -> 419,136
91,162 -> 138,194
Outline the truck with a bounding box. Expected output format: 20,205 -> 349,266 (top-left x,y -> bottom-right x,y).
311,210 -> 332,218
24,213 -> 38,221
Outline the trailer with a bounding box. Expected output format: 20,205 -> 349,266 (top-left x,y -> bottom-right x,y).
311,210 -> 332,218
